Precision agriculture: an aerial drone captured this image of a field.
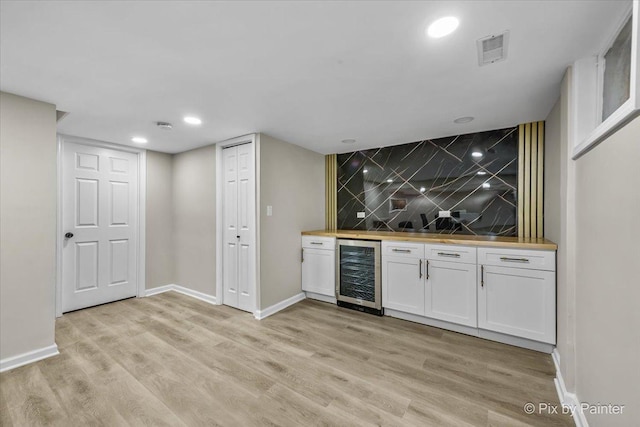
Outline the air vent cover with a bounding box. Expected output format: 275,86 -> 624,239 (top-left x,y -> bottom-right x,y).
477,31 -> 510,66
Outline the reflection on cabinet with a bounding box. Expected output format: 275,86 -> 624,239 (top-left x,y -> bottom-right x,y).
301,236 -> 335,299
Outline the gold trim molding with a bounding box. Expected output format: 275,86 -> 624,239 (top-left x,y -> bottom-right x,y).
518,122 -> 545,239
325,154 -> 337,230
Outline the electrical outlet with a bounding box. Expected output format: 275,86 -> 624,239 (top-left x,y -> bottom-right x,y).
439,210 -> 451,218
266,205 -> 273,216
357,212 -> 366,218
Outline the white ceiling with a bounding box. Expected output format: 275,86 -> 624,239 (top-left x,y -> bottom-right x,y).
0,1 -> 629,154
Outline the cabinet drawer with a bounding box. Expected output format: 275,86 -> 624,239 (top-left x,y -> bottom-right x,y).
302,236 -> 335,250
425,244 -> 476,264
382,241 -> 424,258
478,247 -> 555,271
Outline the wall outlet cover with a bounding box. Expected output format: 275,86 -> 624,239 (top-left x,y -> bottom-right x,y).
357,212 -> 366,218
439,210 -> 451,218
266,205 -> 273,216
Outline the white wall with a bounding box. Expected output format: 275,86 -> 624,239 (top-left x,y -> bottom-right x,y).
258,134 -> 325,309
146,150 -> 175,289
574,116 -> 640,426
0,92 -> 57,360
546,71 -> 640,426
172,145 -> 217,296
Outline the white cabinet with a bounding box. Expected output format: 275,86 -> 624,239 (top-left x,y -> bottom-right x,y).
382,255 -> 425,315
425,258 -> 477,327
301,236 -> 335,297
478,248 -> 556,344
382,242 -> 477,326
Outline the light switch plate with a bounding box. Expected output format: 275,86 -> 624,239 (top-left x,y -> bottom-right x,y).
439,210 -> 451,218
357,211 -> 366,218
267,205 -> 273,216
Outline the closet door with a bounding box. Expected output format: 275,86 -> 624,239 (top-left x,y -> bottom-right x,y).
222,143 -> 256,312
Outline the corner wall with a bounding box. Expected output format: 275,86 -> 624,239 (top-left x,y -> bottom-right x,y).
172,145 -> 217,296
545,71 -> 640,426
259,134 -> 325,309
574,116 -> 640,426
146,150 -> 175,289
0,92 -> 57,361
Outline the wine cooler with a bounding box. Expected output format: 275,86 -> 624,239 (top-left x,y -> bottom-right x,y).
335,239 -> 382,316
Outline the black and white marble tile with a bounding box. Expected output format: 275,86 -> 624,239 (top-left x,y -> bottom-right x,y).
337,127 -> 518,236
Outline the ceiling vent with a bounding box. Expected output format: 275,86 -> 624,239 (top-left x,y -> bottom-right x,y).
477,31 -> 510,66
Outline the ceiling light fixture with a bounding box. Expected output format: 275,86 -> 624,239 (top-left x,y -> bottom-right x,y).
471,151 -> 483,158
363,168 -> 368,174
184,116 -> 202,125
477,171 -> 487,175
387,179 -> 393,183
427,16 -> 459,39
482,182 -> 491,189
420,187 -> 426,192
341,139 -> 356,144
131,137 -> 148,144
454,116 -> 474,124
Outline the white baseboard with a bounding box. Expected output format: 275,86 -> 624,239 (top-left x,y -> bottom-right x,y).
0,344 -> 59,373
254,292 -> 305,320
553,348 -> 586,427
144,284 -> 217,305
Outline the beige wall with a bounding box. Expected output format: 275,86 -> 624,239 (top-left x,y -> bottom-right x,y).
546,71 -> 640,425
172,145 -> 217,295
258,134 -> 325,309
574,116 -> 640,426
146,150 -> 175,289
0,92 -> 57,360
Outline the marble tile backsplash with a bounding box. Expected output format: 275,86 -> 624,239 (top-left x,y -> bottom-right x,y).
337,127 -> 518,236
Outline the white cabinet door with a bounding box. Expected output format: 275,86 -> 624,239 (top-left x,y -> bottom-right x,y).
301,248 -> 335,296
382,256 -> 424,315
425,260 -> 477,327
478,265 -> 556,344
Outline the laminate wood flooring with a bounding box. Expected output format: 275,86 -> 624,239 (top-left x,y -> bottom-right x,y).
0,293 -> 573,426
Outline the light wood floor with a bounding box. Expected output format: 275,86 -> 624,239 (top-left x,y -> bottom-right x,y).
0,293 -> 573,426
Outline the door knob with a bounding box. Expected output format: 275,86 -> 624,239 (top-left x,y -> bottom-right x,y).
65,232 -> 74,239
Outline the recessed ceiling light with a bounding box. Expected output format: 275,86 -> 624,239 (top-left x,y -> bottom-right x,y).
387,179 -> 393,183
363,168 -> 368,174
427,17 -> 459,39
341,139 -> 356,144
184,116 -> 202,125
420,187 -> 426,192
477,171 -> 487,175
454,116 -> 474,124
472,151 -> 483,158
482,182 -> 491,189
131,137 -> 148,144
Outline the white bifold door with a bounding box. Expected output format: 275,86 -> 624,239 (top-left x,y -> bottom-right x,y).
222,143 -> 256,313
62,142 -> 139,312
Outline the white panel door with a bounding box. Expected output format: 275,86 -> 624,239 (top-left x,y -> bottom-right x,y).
425,260 -> 477,327
222,143 -> 256,313
62,142 -> 138,312
382,256 -> 424,315
478,265 -> 556,344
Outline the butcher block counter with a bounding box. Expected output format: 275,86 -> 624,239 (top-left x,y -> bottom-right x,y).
301,229 -> 557,251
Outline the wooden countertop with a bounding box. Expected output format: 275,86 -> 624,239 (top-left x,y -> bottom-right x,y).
302,229 -> 557,250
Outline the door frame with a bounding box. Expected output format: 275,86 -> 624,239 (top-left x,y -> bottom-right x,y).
55,134 -> 147,317
215,133 -> 260,315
